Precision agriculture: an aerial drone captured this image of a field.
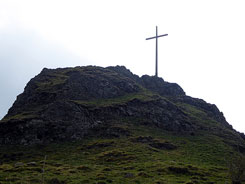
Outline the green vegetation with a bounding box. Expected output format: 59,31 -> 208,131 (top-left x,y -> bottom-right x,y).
1,111 -> 37,122
0,119 -> 241,184
72,88 -> 157,107
35,72 -> 69,92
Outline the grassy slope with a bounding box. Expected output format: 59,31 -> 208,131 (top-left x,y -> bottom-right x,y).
0,123 -> 235,184
0,92 -> 239,184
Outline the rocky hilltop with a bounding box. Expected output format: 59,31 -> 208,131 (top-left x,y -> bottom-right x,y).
1,65 -> 245,184
0,66 -> 243,147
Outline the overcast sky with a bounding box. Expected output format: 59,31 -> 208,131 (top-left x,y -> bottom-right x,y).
0,0 -> 245,133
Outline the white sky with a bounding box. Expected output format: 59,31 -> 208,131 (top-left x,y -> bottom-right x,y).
0,0 -> 245,133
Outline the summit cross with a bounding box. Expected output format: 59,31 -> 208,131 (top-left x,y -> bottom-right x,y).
146,26 -> 168,77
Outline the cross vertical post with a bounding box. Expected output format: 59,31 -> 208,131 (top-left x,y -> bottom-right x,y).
156,26 -> 158,77
146,26 -> 168,77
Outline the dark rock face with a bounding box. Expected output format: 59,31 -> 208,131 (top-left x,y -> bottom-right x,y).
140,75 -> 185,96
0,102 -> 101,144
171,96 -> 230,127
0,98 -> 191,144
149,142 -> 177,150
0,65 -> 236,145
130,136 -> 177,150
107,66 -> 185,96
8,66 -> 140,116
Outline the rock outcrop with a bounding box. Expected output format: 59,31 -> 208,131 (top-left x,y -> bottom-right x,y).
0,65 -> 240,145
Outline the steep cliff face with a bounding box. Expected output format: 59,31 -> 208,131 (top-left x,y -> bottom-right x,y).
0,66 -> 243,147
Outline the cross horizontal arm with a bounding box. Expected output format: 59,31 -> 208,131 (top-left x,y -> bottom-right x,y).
146,34 -> 168,40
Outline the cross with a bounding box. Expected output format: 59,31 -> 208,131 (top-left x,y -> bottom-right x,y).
146,26 -> 168,77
